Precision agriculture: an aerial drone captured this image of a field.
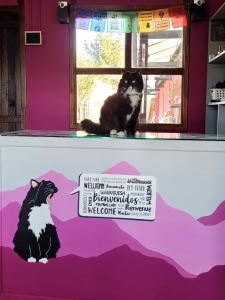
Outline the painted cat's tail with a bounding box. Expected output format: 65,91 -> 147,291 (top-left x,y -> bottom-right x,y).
80,119 -> 108,135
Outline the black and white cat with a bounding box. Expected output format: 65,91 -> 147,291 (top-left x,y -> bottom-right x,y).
81,71 -> 144,136
13,179 -> 60,264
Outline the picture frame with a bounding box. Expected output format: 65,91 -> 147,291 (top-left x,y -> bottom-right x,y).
25,31 -> 42,46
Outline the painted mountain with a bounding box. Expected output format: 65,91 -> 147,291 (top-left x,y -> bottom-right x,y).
1,162 -> 225,292
0,202 -> 192,278
198,200 -> 225,225
1,246 -> 225,300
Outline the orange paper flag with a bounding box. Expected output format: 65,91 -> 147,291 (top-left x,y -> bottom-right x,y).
154,8 -> 170,32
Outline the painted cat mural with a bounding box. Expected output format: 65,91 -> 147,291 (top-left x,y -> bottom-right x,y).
13,179 -> 60,263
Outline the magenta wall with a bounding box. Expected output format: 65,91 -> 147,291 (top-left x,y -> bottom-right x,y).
24,0 -> 70,130
1,0 -> 225,132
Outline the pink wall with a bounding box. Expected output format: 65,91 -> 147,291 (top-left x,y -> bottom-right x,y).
1,0 -> 225,132
24,0 -> 70,130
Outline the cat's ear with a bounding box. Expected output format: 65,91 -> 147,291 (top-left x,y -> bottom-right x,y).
122,70 -> 130,76
31,179 -> 39,188
135,70 -> 142,75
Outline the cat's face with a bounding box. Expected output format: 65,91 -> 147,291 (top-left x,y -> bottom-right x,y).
29,179 -> 58,206
118,71 -> 144,94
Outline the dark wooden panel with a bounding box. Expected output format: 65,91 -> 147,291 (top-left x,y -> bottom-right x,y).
0,122 -> 19,133
0,115 -> 21,122
0,28 -> 9,120
0,12 -> 20,28
0,10 -> 22,133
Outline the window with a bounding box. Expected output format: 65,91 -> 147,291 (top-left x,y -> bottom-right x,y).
70,5 -> 189,132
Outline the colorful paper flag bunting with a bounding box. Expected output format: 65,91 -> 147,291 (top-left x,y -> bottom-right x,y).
75,6 -> 187,33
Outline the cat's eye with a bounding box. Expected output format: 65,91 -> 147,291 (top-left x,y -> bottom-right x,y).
132,80 -> 136,83
124,80 -> 128,83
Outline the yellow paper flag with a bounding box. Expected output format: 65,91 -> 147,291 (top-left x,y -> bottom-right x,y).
138,11 -> 155,33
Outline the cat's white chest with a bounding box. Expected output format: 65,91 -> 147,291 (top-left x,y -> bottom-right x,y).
126,94 -> 140,122
28,204 -> 53,239
129,94 -> 140,108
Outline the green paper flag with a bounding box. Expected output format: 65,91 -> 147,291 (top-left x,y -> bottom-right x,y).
122,12 -> 138,33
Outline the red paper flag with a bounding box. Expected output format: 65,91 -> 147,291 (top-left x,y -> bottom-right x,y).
169,6 -> 187,28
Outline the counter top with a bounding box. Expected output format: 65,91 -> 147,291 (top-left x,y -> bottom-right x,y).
1,130 -> 225,153
1,130 -> 225,141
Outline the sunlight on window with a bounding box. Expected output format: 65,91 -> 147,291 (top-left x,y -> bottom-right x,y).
76,30 -> 125,68
77,75 -> 121,123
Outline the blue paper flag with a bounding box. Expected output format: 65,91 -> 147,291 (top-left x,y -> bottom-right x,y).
90,11 -> 107,32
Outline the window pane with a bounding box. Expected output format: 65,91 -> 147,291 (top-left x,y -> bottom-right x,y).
140,75 -> 182,124
77,75 -> 121,122
132,29 -> 183,68
77,74 -> 182,125
76,30 -> 125,68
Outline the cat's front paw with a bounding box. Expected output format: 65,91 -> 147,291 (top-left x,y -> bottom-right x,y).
110,129 -> 118,136
117,131 -> 127,137
27,257 -> 36,263
39,257 -> 48,264
135,131 -> 141,137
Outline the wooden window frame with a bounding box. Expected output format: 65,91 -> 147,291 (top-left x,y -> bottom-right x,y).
70,3 -> 190,132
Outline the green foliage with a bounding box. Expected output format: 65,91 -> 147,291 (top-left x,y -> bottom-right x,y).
77,75 -> 95,107
82,33 -> 123,68
76,32 -> 124,108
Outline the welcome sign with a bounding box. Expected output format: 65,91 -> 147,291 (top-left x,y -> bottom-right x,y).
71,174 -> 156,221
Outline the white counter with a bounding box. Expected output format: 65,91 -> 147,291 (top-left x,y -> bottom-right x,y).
0,131 -> 225,300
